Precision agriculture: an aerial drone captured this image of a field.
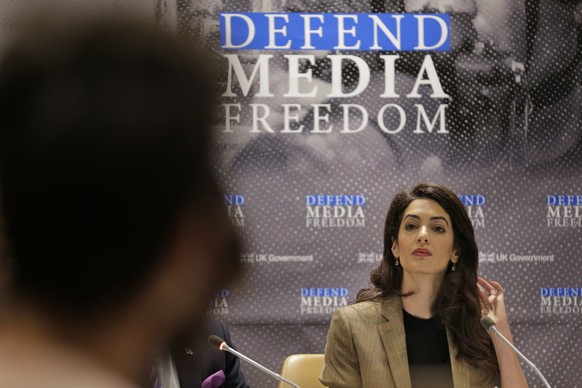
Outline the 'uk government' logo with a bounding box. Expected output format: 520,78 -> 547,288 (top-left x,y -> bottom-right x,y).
305,195 -> 366,228
208,289 -> 230,316
225,195 -> 245,227
540,288 -> 582,314
459,194 -> 485,228
546,195 -> 582,227
300,288 -> 349,314
479,252 -> 554,264
358,252 -> 383,264
241,252 -> 314,264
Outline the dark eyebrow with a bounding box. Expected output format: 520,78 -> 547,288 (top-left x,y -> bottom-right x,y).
403,214 -> 449,226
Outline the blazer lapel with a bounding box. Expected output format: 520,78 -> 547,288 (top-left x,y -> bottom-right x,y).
378,297 -> 412,388
446,330 -> 472,388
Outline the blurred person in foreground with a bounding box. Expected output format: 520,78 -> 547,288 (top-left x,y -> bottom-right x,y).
321,183 -> 527,388
0,15 -> 241,388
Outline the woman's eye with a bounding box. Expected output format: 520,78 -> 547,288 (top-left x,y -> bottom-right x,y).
404,224 -> 417,231
433,226 -> 445,233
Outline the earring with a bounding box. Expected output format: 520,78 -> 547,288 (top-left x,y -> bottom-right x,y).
395,257 -> 400,267
451,262 -> 456,272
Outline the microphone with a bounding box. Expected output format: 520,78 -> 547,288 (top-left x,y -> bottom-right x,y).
480,317 -> 551,388
208,335 -> 300,388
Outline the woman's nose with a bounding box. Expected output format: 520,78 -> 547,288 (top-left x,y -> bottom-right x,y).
417,226 -> 429,243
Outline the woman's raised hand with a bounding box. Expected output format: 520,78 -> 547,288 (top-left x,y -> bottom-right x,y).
477,277 -> 511,334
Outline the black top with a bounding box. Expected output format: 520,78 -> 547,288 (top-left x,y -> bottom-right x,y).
403,309 -> 449,364
403,309 -> 453,388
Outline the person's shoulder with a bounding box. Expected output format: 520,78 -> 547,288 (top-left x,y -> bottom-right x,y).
205,319 -> 228,336
334,300 -> 382,321
0,353 -> 136,388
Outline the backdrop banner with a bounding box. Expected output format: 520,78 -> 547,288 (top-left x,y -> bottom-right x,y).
179,1 -> 582,387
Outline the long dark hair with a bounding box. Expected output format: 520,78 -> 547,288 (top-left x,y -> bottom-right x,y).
356,183 -> 498,380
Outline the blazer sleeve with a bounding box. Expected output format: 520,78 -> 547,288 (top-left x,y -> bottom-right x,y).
320,307 -> 363,388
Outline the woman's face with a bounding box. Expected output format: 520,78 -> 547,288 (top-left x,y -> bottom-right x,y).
392,198 -> 458,276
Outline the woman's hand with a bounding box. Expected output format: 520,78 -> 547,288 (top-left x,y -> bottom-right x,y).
477,278 -> 529,387
477,277 -> 511,335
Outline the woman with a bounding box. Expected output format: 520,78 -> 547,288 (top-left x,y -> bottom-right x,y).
320,183 -> 527,387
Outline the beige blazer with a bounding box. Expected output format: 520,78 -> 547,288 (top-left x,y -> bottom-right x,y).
320,297 -> 498,388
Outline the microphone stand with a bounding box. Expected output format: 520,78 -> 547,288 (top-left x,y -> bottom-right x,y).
222,343 -> 300,388
482,317 -> 551,388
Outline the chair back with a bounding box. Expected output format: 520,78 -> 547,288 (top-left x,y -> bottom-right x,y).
278,354 -> 326,388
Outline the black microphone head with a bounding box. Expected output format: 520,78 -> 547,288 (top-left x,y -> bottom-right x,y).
480,316 -> 496,332
208,335 -> 226,350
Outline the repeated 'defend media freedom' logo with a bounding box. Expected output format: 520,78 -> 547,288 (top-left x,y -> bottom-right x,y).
225,195 -> 245,227
208,289 -> 230,316
300,288 -> 349,315
459,194 -> 485,228
540,288 -> 582,315
305,195 -> 366,228
546,195 -> 582,227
